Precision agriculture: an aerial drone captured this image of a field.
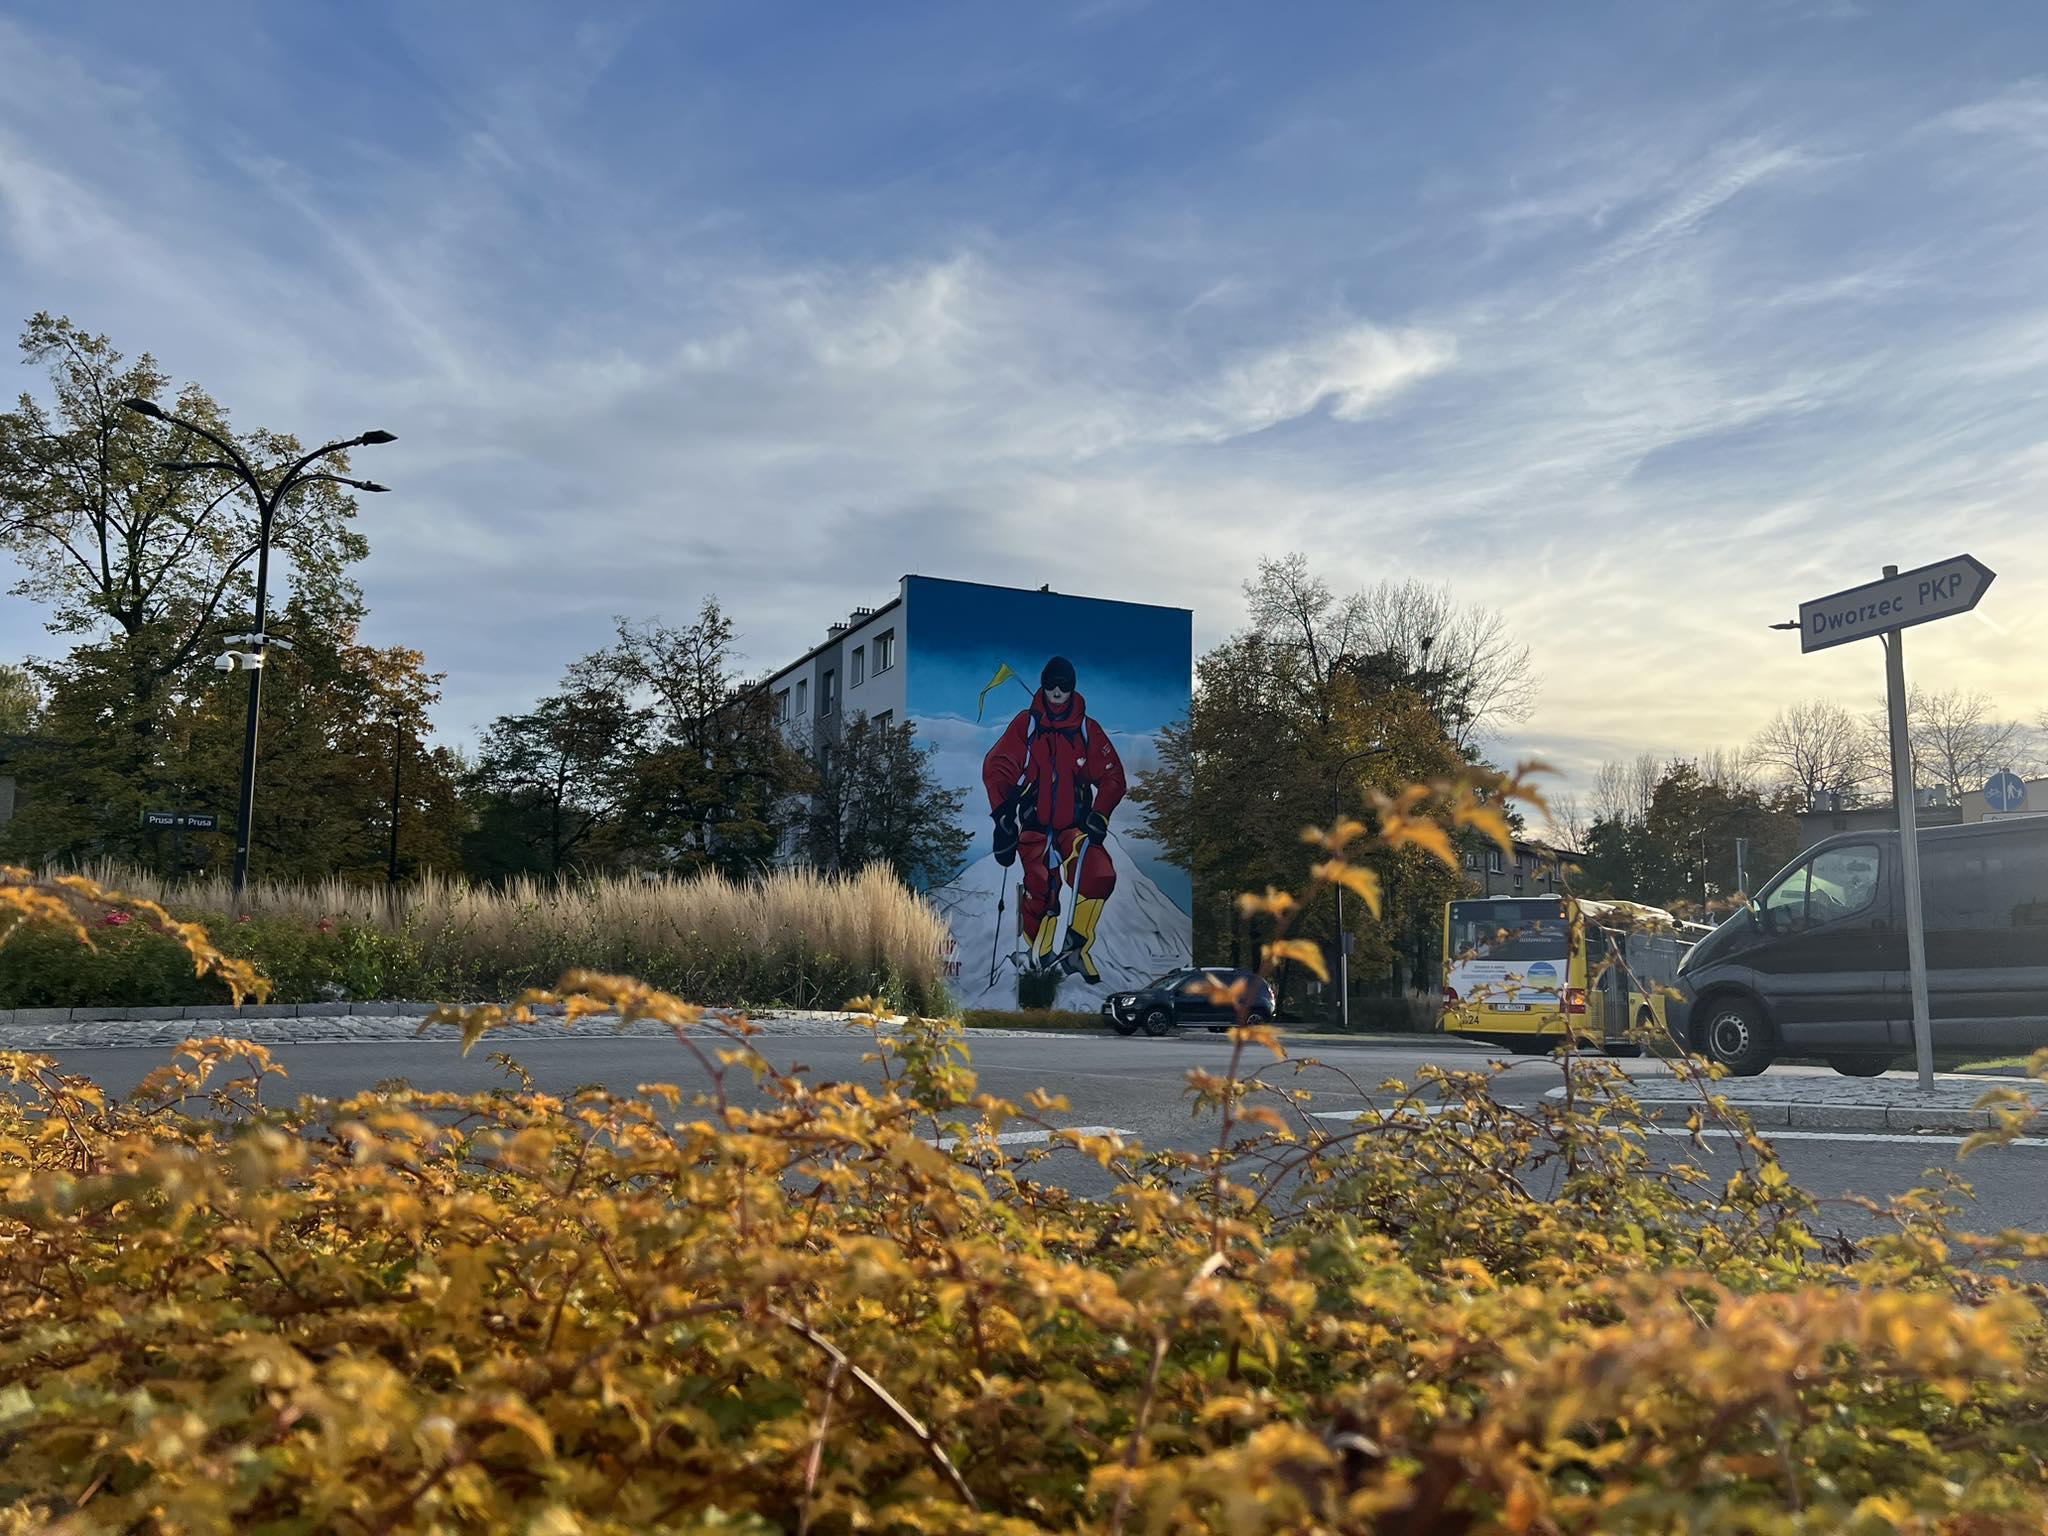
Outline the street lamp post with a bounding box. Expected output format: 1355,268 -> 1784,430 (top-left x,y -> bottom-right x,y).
119,398 -> 393,908
1331,743 -> 1391,1032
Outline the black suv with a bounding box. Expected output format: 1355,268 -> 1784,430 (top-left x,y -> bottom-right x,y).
1102,968 -> 1277,1036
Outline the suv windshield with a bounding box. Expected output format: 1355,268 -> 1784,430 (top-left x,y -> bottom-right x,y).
1145,970 -> 1192,989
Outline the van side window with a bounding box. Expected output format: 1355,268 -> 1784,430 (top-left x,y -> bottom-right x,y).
1762,843 -> 1880,933
1922,844 -> 2048,932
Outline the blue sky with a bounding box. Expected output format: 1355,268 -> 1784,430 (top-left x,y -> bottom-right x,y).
3,2 -> 2046,795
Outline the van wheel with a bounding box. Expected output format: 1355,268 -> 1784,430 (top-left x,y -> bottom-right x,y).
1140,1006 -> 1175,1038
1828,1055 -> 1894,1078
1699,997 -> 1774,1076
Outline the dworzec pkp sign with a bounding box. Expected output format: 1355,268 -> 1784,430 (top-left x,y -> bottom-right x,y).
1798,554 -> 1996,654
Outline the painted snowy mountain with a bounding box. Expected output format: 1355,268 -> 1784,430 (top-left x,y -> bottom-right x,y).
927,830 -> 1194,1010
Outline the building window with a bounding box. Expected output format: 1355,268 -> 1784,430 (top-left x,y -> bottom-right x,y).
796,679 -> 808,717
850,646 -> 865,687
1487,850 -> 1504,875
774,688 -> 790,722
874,710 -> 893,730
820,670 -> 836,715
873,630 -> 896,672
1462,849 -> 1479,871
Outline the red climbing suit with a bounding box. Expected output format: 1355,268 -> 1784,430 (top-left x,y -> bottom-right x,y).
983,689 -> 1126,948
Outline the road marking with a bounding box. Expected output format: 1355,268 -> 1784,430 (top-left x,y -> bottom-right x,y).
1307,1110 -> 2048,1150
931,1125 -> 1129,1150
1639,1126 -> 2048,1149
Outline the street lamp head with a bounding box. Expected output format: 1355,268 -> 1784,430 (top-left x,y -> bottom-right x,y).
359,480 -> 392,493
120,397 -> 167,421
357,429 -> 397,446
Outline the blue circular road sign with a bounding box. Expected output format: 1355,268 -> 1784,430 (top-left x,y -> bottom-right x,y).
1984,771 -> 2028,813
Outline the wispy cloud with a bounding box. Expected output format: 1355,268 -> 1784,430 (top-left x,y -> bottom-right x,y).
1,4 -> 2044,781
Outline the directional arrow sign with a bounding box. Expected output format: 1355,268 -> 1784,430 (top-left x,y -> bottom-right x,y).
1797,554 -> 1995,654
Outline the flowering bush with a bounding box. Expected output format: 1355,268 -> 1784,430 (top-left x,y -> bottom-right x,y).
2,801 -> 2046,1532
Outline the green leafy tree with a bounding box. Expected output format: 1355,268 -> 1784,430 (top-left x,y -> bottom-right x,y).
1134,556 -> 1532,1011
0,663 -> 37,735
4,597 -> 463,881
462,667 -> 645,880
590,602 -> 813,878
805,714 -> 969,888
1579,759 -> 1801,912
0,314 -> 372,865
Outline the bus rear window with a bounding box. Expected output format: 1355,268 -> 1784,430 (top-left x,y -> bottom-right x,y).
1450,901 -> 1570,961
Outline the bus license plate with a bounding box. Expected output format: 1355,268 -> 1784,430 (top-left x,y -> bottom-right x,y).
1490,1002 -> 1530,1011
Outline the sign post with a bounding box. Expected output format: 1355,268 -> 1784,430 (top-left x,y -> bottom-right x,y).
1881,594 -> 1936,1091
1788,554 -> 1996,1093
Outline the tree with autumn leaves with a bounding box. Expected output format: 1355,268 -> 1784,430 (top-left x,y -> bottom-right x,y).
1132,556 -> 1535,1011
0,315 -> 462,879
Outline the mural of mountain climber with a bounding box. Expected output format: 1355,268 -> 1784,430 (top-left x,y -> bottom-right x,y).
903,577 -> 1193,1010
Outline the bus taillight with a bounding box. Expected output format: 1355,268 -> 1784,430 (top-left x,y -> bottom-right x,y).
1563,987 -> 1587,1014
1442,986 -> 1460,1005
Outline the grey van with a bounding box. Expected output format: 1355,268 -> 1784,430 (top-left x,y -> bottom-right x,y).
1675,817 -> 2048,1076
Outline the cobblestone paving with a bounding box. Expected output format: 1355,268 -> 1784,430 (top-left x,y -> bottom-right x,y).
1623,1069 -> 2036,1111
0,1008 -> 1053,1051
1553,1065 -> 2047,1132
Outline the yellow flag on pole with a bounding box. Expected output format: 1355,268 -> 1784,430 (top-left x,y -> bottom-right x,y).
977,663 -> 1018,721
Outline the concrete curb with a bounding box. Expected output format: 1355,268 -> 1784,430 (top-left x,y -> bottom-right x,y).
1541,1086 -> 2045,1136
0,1002 -> 457,1026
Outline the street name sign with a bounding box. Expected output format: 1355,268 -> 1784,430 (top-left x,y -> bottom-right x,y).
1984,771 -> 2028,814
1797,554 -> 1995,654
143,811 -> 218,830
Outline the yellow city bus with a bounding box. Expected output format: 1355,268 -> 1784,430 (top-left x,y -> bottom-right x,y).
1441,895 -> 1689,1053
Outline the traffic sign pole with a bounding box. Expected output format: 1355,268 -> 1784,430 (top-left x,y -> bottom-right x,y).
1785,552 -> 1994,1095
1880,574 -> 1935,1092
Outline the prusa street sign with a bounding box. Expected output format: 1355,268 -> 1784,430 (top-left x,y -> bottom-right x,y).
1798,554 -> 1995,654
142,811 -> 218,830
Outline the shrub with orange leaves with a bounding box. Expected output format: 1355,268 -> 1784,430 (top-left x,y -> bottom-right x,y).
2,793 -> 2047,1533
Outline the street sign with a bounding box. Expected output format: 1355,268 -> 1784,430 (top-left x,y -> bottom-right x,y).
1797,554 -> 1996,654
1984,771 -> 2028,814
1785,555 -> 2003,1095
143,811 -> 218,830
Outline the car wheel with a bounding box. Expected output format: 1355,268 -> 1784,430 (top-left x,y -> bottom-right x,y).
1828,1055 -> 1894,1078
1699,996 -> 1774,1076
1245,1008 -> 1271,1026
1141,1006 -> 1175,1038
1110,1013 -> 1140,1037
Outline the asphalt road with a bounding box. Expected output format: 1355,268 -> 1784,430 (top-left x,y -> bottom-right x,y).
32,1028 -> 2048,1246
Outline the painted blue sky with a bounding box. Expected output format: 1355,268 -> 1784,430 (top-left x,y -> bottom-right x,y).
905,578 -> 1192,739
3,3 -> 2046,792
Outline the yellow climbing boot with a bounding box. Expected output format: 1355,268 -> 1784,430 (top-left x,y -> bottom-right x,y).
1064,896 -> 1106,983
1033,912 -> 1060,961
